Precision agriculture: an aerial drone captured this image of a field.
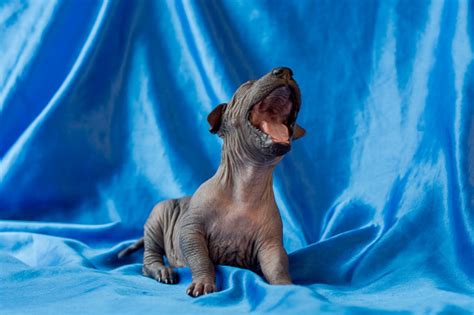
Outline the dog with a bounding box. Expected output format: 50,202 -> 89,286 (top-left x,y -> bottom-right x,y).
119,67 -> 306,297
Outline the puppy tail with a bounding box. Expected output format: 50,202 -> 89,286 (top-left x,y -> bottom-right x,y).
118,237 -> 144,259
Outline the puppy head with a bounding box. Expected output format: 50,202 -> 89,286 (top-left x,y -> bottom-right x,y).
208,67 -> 306,164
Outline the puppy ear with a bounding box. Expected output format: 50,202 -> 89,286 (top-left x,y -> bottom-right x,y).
207,103 -> 227,134
292,124 -> 306,140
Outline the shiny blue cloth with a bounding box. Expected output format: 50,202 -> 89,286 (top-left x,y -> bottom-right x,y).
1,0 -> 473,313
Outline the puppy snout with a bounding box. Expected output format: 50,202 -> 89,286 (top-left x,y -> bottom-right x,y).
271,67 -> 293,80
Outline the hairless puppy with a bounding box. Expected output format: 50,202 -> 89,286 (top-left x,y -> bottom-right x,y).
119,67 -> 306,297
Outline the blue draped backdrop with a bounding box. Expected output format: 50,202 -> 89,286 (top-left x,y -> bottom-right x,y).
1,0 -> 473,313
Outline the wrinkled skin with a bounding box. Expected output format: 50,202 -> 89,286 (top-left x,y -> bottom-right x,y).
118,67 -> 306,297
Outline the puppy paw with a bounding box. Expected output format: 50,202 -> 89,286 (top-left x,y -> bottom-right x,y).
186,280 -> 216,297
143,265 -> 178,284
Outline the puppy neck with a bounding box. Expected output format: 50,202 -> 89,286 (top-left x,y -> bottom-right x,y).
212,142 -> 280,206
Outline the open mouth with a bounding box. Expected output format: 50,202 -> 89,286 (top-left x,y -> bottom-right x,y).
247,85 -> 295,145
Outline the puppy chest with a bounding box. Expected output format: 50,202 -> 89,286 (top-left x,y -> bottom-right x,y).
207,216 -> 261,270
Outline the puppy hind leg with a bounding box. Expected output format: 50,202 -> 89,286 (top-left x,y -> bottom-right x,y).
143,205 -> 178,285
143,247 -> 178,284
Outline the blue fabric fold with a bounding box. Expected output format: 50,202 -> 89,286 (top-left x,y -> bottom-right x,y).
1,0 -> 473,313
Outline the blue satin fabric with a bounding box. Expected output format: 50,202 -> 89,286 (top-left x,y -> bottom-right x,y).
1,1 -> 473,313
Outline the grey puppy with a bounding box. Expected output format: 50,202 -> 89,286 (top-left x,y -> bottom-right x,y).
119,67 -> 306,297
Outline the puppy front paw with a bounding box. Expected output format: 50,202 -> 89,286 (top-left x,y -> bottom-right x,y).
186,280 -> 216,297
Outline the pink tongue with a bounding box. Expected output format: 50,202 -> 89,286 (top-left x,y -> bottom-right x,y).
260,121 -> 289,143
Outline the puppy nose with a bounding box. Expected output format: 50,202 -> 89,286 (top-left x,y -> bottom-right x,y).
272,67 -> 293,80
